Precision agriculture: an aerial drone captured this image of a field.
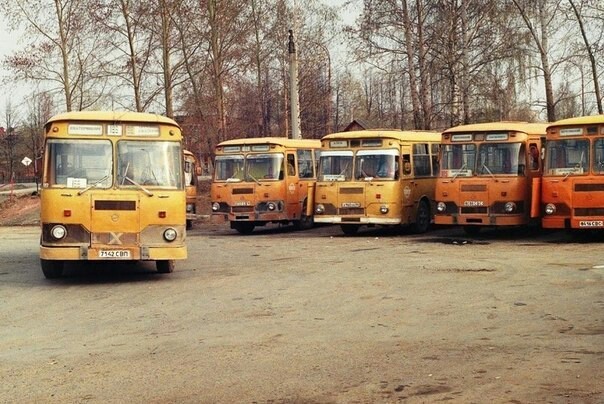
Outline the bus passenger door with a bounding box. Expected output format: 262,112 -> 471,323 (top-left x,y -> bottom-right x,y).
401,148 -> 415,217
285,153 -> 302,218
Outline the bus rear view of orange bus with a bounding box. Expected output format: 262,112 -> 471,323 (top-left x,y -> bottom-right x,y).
542,115 -> 604,230
210,137 -> 320,234
39,111 -> 187,278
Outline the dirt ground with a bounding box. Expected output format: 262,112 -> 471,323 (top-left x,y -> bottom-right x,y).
0,192 -> 602,403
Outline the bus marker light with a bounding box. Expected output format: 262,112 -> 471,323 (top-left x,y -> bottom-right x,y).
376,194 -> 381,199
545,204 -> 556,215
63,210 -> 71,217
159,211 -> 167,218
501,192 -> 507,196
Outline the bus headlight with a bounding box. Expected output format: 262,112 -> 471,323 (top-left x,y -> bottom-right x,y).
315,204 -> 325,214
51,225 -> 67,240
437,202 -> 446,213
545,203 -> 556,215
380,205 -> 389,214
267,202 -> 276,211
163,228 -> 177,242
211,202 -> 220,212
504,202 -> 516,213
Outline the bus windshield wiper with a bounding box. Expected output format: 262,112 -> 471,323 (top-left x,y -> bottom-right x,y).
451,164 -> 467,182
481,164 -> 497,181
246,173 -> 261,185
122,176 -> 154,196
77,175 -> 109,196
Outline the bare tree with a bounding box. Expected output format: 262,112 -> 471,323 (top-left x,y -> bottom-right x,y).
1,0 -> 105,111
568,0 -> 602,114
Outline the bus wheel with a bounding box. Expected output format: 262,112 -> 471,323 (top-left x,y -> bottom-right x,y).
156,260 -> 174,274
294,201 -> 314,230
463,226 -> 481,235
413,200 -> 431,233
340,224 -> 360,235
233,222 -> 255,235
41,259 -> 64,279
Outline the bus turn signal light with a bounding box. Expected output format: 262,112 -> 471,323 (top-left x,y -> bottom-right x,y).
63,210 -> 71,217
159,211 -> 167,218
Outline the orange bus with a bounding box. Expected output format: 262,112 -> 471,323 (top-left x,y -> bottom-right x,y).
184,150 -> 201,229
542,115 -> 604,230
435,122 -> 547,234
210,137 -> 320,234
39,111 -> 187,278
313,130 -> 441,235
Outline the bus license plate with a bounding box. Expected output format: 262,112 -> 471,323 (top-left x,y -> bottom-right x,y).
99,250 -> 131,258
578,220 -> 604,227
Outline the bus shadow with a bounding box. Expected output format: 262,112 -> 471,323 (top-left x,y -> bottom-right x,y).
53,261 -> 166,284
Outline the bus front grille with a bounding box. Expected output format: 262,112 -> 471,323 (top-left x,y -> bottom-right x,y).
574,208 -> 604,216
95,200 -> 136,210
232,188 -> 254,195
340,188 -> 363,194
461,184 -> 487,192
575,183 -> 604,192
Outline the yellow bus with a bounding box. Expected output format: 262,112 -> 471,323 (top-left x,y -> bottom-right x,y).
313,129 -> 441,235
435,122 -> 548,234
210,137 -> 321,234
542,115 -> 604,230
184,150 -> 201,230
39,111 -> 187,278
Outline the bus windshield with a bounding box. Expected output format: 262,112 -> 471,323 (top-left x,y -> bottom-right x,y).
441,144 -> 476,177
214,153 -> 284,182
245,153 -> 284,181
117,141 -> 182,188
354,150 -> 398,180
546,139 -> 589,175
47,139 -> 112,188
477,143 -> 524,176
319,151 -> 353,181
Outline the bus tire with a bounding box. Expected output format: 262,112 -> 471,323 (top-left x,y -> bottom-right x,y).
233,222 -> 255,235
156,260 -> 174,274
463,225 -> 481,235
340,224 -> 360,235
413,200 -> 431,234
293,200 -> 314,230
41,259 -> 64,279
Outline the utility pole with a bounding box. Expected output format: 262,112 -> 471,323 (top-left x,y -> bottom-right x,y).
288,30 -> 302,139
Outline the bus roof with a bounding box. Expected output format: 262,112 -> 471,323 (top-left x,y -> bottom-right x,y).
217,137 -> 320,148
46,111 -> 180,127
322,129 -> 441,142
547,115 -> 604,127
444,121 -> 548,135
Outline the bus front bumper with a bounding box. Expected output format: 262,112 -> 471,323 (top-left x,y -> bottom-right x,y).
40,245 -> 187,261
314,216 -> 401,225
435,214 -> 526,226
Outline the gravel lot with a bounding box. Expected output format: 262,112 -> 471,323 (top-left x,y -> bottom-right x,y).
0,222 -> 602,403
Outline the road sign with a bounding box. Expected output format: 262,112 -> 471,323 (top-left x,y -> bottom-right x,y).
21,157 -> 32,166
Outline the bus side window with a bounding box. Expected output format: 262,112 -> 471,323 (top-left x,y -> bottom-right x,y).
402,154 -> 412,176
287,154 -> 296,176
431,144 -> 440,176
529,143 -> 539,170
